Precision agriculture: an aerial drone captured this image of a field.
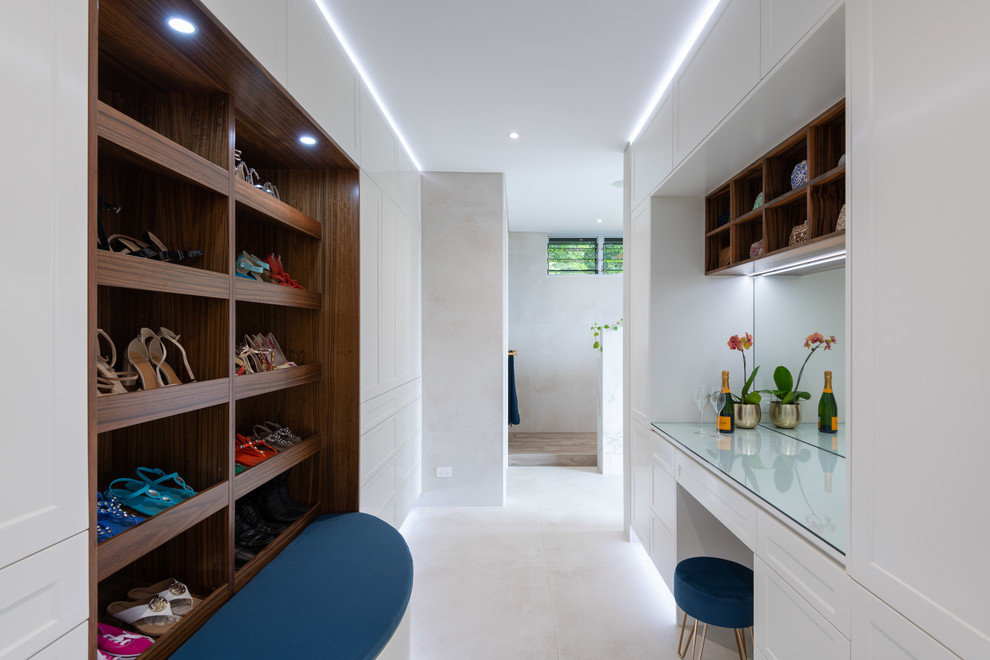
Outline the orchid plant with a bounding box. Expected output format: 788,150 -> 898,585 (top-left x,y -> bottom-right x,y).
727,332 -> 762,404
772,332 -> 837,404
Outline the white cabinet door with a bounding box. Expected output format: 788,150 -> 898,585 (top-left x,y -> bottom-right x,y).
631,94 -> 673,208
848,1 -> 990,657
628,202 -> 651,427
760,0 -> 838,76
755,557 -> 849,660
674,0 -> 760,163
360,87 -> 397,200
360,172 -> 382,400
630,421 -> 653,550
650,515 -> 676,592
0,534 -> 88,659
850,584 -> 957,660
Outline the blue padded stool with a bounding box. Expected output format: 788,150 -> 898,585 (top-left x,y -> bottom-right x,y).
674,556 -> 754,660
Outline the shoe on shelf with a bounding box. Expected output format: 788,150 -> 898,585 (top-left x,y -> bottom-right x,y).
261,333 -> 296,367
236,251 -> 274,283
96,491 -> 145,543
254,473 -> 307,524
237,497 -> 289,536
270,472 -> 310,515
234,506 -> 277,551
234,545 -> 256,568
96,329 -> 139,396
106,468 -> 196,517
253,422 -> 302,451
234,433 -> 277,467
142,231 -> 203,263
97,622 -> 155,657
126,579 -> 200,616
152,327 -> 196,385
127,328 -> 164,390
265,253 -> 304,289
134,467 -> 197,505
106,596 -> 180,638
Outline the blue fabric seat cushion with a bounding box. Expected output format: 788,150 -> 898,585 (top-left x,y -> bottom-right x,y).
172,512 -> 413,659
673,556 -> 754,629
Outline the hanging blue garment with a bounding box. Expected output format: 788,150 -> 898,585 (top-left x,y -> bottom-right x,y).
508,353 -> 520,425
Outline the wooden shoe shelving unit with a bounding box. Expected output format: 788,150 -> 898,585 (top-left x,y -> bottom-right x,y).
88,0 -> 359,656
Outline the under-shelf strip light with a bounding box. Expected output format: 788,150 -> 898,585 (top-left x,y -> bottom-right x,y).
748,251 -> 846,277
315,1 -> 423,171
628,0 -> 723,144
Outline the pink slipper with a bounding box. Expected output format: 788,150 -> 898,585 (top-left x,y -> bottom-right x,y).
97,622 -> 155,657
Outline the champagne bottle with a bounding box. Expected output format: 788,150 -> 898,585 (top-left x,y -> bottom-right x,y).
818,370 -> 838,433
718,370 -> 734,433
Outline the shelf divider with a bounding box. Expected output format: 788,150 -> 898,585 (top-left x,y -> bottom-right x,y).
97,251 -> 230,299
234,435 -> 322,498
234,279 -> 321,309
97,379 -> 230,434
234,179 -> 322,239
233,364 -> 322,400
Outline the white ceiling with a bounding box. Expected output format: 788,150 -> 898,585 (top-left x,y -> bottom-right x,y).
321,0 -> 710,235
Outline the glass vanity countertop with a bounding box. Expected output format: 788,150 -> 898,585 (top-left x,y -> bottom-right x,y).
759,422 -> 846,457
651,422 -> 846,555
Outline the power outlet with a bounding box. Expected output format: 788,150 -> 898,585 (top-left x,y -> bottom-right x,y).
436,466 -> 452,478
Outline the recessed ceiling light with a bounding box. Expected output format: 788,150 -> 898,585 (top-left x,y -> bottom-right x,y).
167,17 -> 196,34
612,180 -> 624,189
507,132 -> 520,140
299,135 -> 317,146
596,218 -> 604,223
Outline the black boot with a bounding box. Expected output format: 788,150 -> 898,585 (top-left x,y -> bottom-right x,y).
272,473 -> 309,515
255,477 -> 304,525
234,505 -> 277,550
238,498 -> 289,536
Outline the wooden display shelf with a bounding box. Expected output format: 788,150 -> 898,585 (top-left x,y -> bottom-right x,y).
233,506 -> 321,591
705,99 -> 845,275
704,224 -> 731,239
234,435 -> 322,498
97,251 -> 230,299
96,482 -> 228,581
234,279 -> 321,309
234,179 -> 322,239
233,363 -> 322,400
97,379 -> 230,433
97,101 -> 229,195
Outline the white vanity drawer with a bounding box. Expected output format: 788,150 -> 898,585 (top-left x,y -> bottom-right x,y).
755,557 -> 850,660
650,428 -> 675,473
651,513 -> 677,591
757,510 -> 851,637
676,452 -> 757,550
651,463 -> 676,533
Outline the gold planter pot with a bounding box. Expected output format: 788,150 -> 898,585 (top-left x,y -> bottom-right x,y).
769,402 -> 802,429
734,404 -> 761,429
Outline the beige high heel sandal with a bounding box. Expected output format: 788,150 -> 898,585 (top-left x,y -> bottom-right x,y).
127,328 -> 164,390
96,329 -> 139,396
153,327 -> 196,385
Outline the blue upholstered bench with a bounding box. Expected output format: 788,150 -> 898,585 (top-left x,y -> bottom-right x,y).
172,513 -> 414,659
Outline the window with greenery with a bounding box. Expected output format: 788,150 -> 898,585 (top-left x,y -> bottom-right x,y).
603,237 -> 624,274
547,236 -> 623,275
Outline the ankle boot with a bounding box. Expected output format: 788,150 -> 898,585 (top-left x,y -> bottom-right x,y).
272,473 -> 309,515
255,479 -> 304,525
234,506 -> 277,550
238,499 -> 288,536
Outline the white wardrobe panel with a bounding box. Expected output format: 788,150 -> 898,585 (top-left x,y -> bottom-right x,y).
30,621 -> 87,660
396,148 -> 420,222
359,172 -> 381,399
393,212 -> 412,383
201,0 -> 287,85
628,202 -> 651,426
360,459 -> 396,518
0,534 -> 88,659
286,0 -> 358,160
760,0 -> 837,77
848,1 -> 990,656
410,225 -> 423,377
630,421 -> 653,547
631,95 -> 673,209
850,584 -> 956,660
360,417 -> 396,485
360,88 -> 397,199
675,0 -> 760,163
378,198 -> 399,387
0,0 -> 88,572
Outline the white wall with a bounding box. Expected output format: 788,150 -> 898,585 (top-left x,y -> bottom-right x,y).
507,232 -> 623,433
420,173 -> 507,506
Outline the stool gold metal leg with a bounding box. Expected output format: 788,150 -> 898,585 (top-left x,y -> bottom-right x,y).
734,628 -> 748,660
678,615 -> 696,659
692,622 -> 708,660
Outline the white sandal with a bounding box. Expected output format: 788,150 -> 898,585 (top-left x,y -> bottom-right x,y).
126,578 -> 200,616
106,595 -> 180,637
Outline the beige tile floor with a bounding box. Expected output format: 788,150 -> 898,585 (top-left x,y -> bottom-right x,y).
400,466 -> 749,660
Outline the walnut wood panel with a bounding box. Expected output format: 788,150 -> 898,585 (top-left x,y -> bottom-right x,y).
233,435 -> 321,499
809,99 -> 846,177
97,379 -> 229,433
232,363 -> 322,400
97,100 -> 229,188
705,184 -> 730,233
762,183 -> 808,210
96,483 -> 228,581
731,163 -> 764,219
731,217 -> 765,265
98,251 -> 230,299
234,179 -> 322,239
811,175 -> 846,238
764,193 -> 810,254
232,506 -> 320,591
234,279 -> 321,309
324,169 -> 361,513
88,1 -> 101,651
765,132 -> 809,201
97,158 -> 229,274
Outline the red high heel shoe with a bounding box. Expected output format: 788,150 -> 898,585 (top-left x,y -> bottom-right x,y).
266,254 -> 304,289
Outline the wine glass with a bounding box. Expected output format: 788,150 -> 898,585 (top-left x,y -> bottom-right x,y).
694,385 -> 709,434
710,388 -> 725,438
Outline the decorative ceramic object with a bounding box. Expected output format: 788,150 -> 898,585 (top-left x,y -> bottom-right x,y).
716,210 -> 730,227
837,154 -> 846,168
788,220 -> 809,246
753,192 -> 764,210
750,238 -> 765,258
836,204 -> 847,231
790,159 -> 808,189
769,402 -> 802,429
734,404 -> 761,429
